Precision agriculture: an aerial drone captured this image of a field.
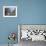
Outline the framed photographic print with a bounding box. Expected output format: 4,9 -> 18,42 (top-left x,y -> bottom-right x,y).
3,6 -> 17,17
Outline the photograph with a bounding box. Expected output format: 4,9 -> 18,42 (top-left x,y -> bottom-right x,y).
3,6 -> 17,17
